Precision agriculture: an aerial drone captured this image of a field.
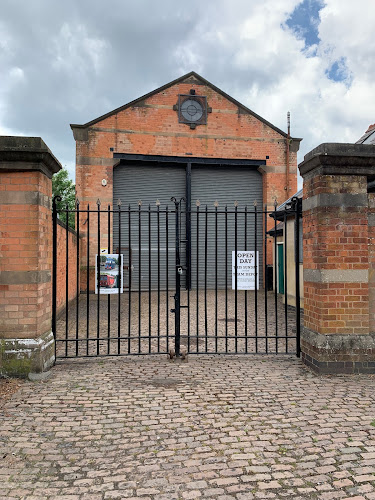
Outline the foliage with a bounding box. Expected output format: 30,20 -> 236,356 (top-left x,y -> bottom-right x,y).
52,168 -> 76,229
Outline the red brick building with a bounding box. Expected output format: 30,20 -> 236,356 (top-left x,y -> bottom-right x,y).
70,72 -> 301,289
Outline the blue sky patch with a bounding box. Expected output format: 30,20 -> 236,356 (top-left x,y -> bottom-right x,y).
285,0 -> 324,48
325,57 -> 351,84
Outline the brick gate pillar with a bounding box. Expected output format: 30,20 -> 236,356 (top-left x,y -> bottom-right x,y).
0,137 -> 61,378
299,143 -> 375,374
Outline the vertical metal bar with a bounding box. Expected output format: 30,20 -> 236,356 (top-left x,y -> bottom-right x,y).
254,202 -> 258,354
166,206 -> 169,353
244,206 -> 248,354
52,196 -> 60,362
264,206 -> 268,354
187,219 -> 190,354
235,204 -> 238,353
117,201 -> 121,355
138,203 -> 142,354
76,200 -> 80,357
107,204 -> 110,355
204,205 -> 208,352
196,204 -> 199,352
128,205 -> 131,354
65,204 -> 69,357
174,200 -> 181,357
157,204 -> 160,353
295,198 -> 301,357
215,204 -> 218,353
274,202 -> 278,354
284,210 -> 288,353
225,205 -> 228,353
186,163 -> 192,289
86,205 -> 90,356
97,200 -> 101,356
148,205 -> 151,354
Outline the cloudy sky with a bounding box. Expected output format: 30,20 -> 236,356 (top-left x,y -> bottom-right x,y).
1,0 -> 374,182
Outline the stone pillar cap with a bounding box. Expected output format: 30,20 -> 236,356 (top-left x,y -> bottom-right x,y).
299,142 -> 375,177
0,136 -> 62,178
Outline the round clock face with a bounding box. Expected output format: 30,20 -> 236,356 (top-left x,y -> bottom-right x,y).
180,98 -> 203,122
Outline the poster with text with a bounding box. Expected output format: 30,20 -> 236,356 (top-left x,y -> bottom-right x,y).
232,251 -> 259,290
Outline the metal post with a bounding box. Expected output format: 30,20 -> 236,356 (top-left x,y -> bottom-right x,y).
173,197 -> 181,357
186,162 -> 192,290
52,195 -> 61,363
294,197 -> 301,357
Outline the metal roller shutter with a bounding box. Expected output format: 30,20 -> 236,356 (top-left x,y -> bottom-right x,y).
113,164 -> 185,290
190,167 -> 263,289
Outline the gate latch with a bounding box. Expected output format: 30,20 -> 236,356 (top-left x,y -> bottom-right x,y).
177,267 -> 183,275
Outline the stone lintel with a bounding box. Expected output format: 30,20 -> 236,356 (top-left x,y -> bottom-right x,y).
76,155 -> 117,167
304,269 -> 368,283
0,136 -> 62,178
302,192 -> 368,212
301,328 -> 375,374
0,190 -> 51,209
0,270 -> 51,285
0,330 -> 55,378
299,143 -> 375,177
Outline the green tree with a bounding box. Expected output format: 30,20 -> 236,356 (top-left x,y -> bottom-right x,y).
52,168 -> 76,229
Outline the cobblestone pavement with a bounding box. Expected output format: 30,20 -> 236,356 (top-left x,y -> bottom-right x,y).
1,356 -> 375,500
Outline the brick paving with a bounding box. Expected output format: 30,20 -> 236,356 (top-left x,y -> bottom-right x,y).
1,355 -> 375,499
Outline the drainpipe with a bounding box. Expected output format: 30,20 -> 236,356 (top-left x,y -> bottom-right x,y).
286,111 -> 290,200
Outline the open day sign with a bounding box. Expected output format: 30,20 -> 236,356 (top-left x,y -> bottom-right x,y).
232,251 -> 259,290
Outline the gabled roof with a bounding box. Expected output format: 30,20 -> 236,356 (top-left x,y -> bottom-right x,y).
356,124 -> 375,145
70,71 -> 302,141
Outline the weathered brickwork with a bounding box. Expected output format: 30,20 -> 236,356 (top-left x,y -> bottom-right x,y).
0,170 -> 52,338
368,192 -> 375,333
299,143 -> 375,374
56,220 -> 78,317
72,73 -> 299,261
0,136 -> 61,377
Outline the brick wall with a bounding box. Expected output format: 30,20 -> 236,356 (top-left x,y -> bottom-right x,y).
0,170 -> 52,338
56,220 -> 78,317
368,192 -> 375,333
303,174 -> 369,335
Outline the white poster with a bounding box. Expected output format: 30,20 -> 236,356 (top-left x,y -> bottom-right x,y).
95,254 -> 124,294
232,251 -> 259,290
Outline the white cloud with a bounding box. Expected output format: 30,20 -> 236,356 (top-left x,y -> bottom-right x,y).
0,0 -> 375,183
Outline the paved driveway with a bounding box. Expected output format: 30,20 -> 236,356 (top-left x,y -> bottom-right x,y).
1,356 -> 375,500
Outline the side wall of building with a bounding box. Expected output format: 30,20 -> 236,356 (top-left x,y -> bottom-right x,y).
56,220 -> 78,317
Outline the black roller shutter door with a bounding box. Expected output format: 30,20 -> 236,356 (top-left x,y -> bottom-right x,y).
190,167 -> 263,289
113,164 -> 185,290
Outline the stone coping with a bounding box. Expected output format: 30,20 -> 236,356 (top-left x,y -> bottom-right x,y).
299,142 -> 375,177
0,136 -> 61,178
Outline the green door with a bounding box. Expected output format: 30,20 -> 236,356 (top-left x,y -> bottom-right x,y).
277,244 -> 284,294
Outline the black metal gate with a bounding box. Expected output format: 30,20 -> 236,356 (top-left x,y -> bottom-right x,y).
52,196 -> 301,359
